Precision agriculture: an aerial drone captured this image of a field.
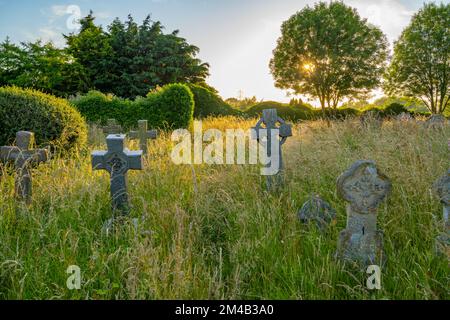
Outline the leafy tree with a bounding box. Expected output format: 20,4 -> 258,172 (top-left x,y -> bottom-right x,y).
64,12 -> 112,92
385,3 -> 449,114
0,39 -> 88,96
270,2 -> 389,112
65,13 -> 209,98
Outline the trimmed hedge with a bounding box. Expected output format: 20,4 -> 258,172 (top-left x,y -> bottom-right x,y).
71,83 -> 194,129
0,86 -> 87,156
187,84 -> 241,118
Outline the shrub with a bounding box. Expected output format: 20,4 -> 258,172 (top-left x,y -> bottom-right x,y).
0,86 -> 87,156
187,84 -> 240,118
245,101 -> 316,121
71,83 -> 194,130
70,91 -> 131,125
136,83 -> 194,129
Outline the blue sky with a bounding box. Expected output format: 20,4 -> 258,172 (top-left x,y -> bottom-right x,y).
0,0 -> 445,103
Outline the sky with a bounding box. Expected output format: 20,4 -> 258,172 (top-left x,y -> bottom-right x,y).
0,0 -> 445,104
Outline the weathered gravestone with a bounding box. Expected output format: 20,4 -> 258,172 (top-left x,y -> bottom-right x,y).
0,131 -> 49,204
92,134 -> 143,231
103,119 -> 123,135
433,167 -> 449,260
251,109 -> 292,190
425,114 -> 447,129
336,160 -> 391,267
298,194 -> 337,231
129,120 -> 157,154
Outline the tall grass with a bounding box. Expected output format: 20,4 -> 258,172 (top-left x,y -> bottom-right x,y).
0,117 -> 448,299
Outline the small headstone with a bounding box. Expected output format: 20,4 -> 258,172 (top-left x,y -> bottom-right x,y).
298,194 -> 337,231
103,119 -> 123,135
129,120 -> 157,154
0,131 -> 49,204
92,134 -> 143,231
425,114 -> 447,129
251,109 -> 292,191
336,160 -> 391,267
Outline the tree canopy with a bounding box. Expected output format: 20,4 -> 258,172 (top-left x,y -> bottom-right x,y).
384,3 -> 449,114
0,12 -> 209,98
270,1 -> 389,110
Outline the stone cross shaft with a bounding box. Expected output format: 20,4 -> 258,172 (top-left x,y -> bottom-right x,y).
92,134 -> 143,216
129,120 -> 157,154
251,109 -> 292,190
336,160 -> 391,267
0,131 -> 49,204
103,119 -> 123,135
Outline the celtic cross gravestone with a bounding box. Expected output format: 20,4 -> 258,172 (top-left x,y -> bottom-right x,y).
92,134 -> 143,217
336,160 -> 391,266
251,109 -> 292,190
0,131 -> 49,204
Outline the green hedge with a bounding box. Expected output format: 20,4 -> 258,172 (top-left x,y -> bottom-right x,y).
243,101 -> 426,121
0,86 -> 87,156
187,84 -> 241,118
71,83 -> 194,129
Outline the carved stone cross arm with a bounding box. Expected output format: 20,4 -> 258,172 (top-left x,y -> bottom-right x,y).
337,160 -> 391,215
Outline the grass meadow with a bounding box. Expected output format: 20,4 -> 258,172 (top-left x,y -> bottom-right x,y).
0,116 -> 448,299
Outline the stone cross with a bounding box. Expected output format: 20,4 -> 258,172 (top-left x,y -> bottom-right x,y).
129,120 -> 157,154
0,131 -> 49,204
92,134 -> 143,216
103,119 -> 123,135
251,109 -> 292,190
336,160 -> 391,267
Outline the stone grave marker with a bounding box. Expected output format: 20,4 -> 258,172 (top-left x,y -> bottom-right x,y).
0,131 -> 49,204
298,194 -> 337,231
103,119 -> 123,135
336,160 -> 391,267
129,120 -> 157,154
92,134 -> 143,231
425,114 -> 447,129
251,109 -> 292,190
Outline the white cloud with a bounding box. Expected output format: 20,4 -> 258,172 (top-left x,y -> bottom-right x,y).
344,0 -> 414,44
51,5 -> 69,17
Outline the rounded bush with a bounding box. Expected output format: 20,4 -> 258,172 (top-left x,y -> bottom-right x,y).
71,84 -> 194,130
0,86 -> 87,156
187,84 -> 240,118
70,91 -> 131,125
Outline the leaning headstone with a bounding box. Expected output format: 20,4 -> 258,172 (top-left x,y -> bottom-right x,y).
433,168 -> 449,260
0,131 -> 49,204
425,114 -> 447,129
129,120 -> 157,154
298,194 -> 337,231
251,109 -> 292,191
336,160 -> 391,267
92,134 -> 143,232
103,119 -> 123,135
